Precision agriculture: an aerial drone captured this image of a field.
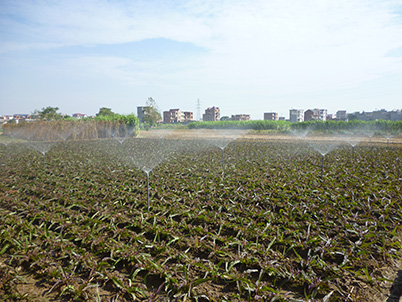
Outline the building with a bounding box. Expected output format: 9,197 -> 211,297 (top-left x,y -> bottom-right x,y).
304,109 -> 327,121
0,115 -> 14,124
203,106 -> 220,121
264,112 -> 278,120
183,111 -> 193,122
289,109 -> 304,123
231,114 -> 250,121
390,110 -> 402,121
13,114 -> 31,120
336,110 -> 347,121
304,109 -> 318,121
163,109 -> 183,124
349,109 -> 402,121
72,113 -> 87,119
12,114 -> 34,123
319,109 -> 327,121
137,106 -> 149,123
163,109 -> 194,123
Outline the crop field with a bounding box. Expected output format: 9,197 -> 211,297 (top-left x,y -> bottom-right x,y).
0,131 -> 401,301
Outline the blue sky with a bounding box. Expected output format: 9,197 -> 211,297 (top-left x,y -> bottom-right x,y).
1,0 -> 402,119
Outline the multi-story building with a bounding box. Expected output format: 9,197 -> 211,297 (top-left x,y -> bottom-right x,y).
183,111 -> 193,122
163,109 -> 194,123
137,106 -> 149,123
304,108 -> 327,121
336,110 -> 347,121
264,112 -> 278,120
163,109 -> 183,124
231,114 -> 250,121
203,106 -> 220,121
304,109 -> 318,121
319,109 -> 327,121
350,109 -> 402,121
289,109 -> 304,123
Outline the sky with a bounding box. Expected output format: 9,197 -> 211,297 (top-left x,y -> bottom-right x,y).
1,0 -> 402,120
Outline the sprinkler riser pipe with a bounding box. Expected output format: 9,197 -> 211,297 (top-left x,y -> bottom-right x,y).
221,148 -> 225,170
146,171 -> 150,210
321,155 -> 325,176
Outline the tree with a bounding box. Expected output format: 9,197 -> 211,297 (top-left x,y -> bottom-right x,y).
34,106 -> 62,120
96,107 -> 115,117
220,116 -> 230,121
143,97 -> 161,127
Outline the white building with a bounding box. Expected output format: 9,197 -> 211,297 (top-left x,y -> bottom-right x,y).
289,109 -> 304,123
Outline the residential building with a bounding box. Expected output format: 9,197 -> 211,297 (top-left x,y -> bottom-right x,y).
163,109 -> 194,123
336,110 -> 347,121
390,110 -> 402,121
183,111 -> 193,122
203,106 -> 220,121
72,113 -> 87,119
163,109 -> 183,124
137,106 -> 149,123
304,109 -> 318,121
12,114 -> 34,123
319,109 -> 327,121
264,112 -> 278,120
289,109 -> 304,123
304,108 -> 327,121
231,114 -> 250,121
13,114 -> 31,120
350,109 -> 402,121
0,115 -> 14,124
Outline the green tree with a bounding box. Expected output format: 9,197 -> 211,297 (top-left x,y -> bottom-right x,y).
220,116 -> 230,121
96,107 -> 115,117
143,97 -> 162,127
34,106 -> 63,120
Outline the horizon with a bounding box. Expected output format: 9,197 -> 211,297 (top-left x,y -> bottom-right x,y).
1,1 -> 402,119
2,106 -> 402,122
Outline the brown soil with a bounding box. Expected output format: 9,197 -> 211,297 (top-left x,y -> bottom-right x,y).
139,129 -> 402,145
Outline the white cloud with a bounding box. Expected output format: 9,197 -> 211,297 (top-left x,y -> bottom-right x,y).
1,0 -> 402,117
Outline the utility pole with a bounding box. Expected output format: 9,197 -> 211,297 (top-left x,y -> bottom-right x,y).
196,99 -> 201,121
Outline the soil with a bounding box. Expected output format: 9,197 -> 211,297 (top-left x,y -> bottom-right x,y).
1,129 -> 401,301
139,129 -> 402,145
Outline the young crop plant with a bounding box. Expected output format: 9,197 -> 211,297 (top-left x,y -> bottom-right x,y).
0,134 -> 401,300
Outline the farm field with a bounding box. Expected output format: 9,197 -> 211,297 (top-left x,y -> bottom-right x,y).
0,132 -> 401,301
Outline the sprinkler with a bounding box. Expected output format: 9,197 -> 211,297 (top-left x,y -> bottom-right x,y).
310,141 -> 339,177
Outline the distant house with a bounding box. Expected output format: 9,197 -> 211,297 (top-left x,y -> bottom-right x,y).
390,110 -> 402,121
289,109 -> 304,123
304,109 -> 318,121
203,107 -> 220,121
264,112 -> 278,120
72,113 -> 87,119
336,110 -> 347,121
0,115 -> 14,124
304,109 -> 327,121
13,114 -> 31,120
231,114 -> 250,121
163,109 -> 194,123
183,111 -> 193,122
349,109 -> 402,121
163,109 -> 183,123
12,114 -> 33,123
